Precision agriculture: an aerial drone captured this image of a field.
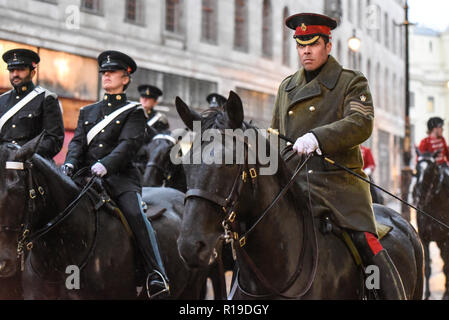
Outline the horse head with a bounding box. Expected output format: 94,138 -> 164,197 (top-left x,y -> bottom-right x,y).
0,133 -> 44,277
413,151 -> 440,207
176,91 -> 267,268
143,134 -> 178,187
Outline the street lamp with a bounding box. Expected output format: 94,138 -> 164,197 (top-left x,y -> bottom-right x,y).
348,30 -> 361,69
348,30 -> 361,52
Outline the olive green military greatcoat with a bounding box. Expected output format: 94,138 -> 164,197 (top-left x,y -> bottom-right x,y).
271,55 -> 377,235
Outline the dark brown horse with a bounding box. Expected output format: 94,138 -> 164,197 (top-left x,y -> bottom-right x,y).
413,150 -> 449,300
176,91 -> 424,300
0,137 -> 206,299
142,133 -> 187,193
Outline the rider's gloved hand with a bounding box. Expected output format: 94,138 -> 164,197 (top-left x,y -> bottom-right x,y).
293,133 -> 322,156
364,167 -> 373,176
61,163 -> 74,177
91,162 -> 107,177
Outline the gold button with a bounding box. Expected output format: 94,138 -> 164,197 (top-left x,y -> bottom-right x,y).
28,114 -> 32,118
288,111 -> 294,116
116,120 -> 120,124
16,96 -> 20,99
308,170 -> 314,174
21,86 -> 27,92
116,95 -> 122,100
104,95 -> 108,100
108,103 -> 112,107
101,129 -> 105,133
12,124 -> 16,128
99,144 -> 103,148
309,106 -> 316,112
84,121 -> 89,125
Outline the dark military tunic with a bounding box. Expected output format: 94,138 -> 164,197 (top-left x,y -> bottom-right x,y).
65,93 -> 146,197
0,81 -> 64,159
271,55 -> 377,235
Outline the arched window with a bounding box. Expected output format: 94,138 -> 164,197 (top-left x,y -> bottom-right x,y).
166,0 -> 183,33
234,0 -> 248,52
262,0 -> 272,58
282,7 -> 290,66
336,39 -> 342,63
201,0 -> 218,43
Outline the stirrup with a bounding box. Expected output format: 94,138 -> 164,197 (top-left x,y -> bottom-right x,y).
146,270 -> 170,299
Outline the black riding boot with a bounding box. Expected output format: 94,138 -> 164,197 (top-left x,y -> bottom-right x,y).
117,192 -> 170,299
351,231 -> 407,300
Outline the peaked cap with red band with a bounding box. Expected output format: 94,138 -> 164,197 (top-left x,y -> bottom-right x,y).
286,13 -> 338,45
98,50 -> 137,74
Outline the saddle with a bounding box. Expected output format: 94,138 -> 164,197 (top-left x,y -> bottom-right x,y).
319,215 -> 393,267
72,173 -> 166,238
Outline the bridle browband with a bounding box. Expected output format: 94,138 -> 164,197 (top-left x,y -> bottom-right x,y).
184,129 -> 319,299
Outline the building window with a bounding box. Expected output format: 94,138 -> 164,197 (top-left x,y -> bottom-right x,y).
427,96 -> 435,112
166,0 -> 183,33
125,0 -> 144,24
347,0 -> 353,23
384,69 -> 389,111
282,7 -> 290,66
81,0 -> 102,14
357,0 -> 363,28
234,0 -> 248,52
376,6 -> 381,43
336,39 -> 342,63
429,41 -> 433,52
201,0 -> 218,44
384,13 -> 389,48
262,0 -> 273,58
409,90 -> 414,109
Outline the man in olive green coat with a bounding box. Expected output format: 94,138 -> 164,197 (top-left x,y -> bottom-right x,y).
271,13 -> 406,300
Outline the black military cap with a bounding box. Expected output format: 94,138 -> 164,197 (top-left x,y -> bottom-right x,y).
206,93 -> 227,108
286,13 -> 338,45
138,84 -> 163,100
427,117 -> 444,131
2,49 -> 40,70
97,50 -> 137,74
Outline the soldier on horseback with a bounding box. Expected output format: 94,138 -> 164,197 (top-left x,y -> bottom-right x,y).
0,49 -> 64,159
61,51 -> 169,299
418,117 -> 449,177
271,13 -> 406,299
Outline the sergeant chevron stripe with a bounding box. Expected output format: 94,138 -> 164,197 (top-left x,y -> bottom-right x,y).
349,101 -> 374,117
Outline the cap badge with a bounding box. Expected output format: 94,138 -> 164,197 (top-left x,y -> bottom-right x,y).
13,53 -> 18,61
146,89 -> 150,95
301,23 -> 307,32
107,55 -> 111,63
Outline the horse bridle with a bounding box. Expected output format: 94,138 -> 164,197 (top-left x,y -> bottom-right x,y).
415,157 -> 440,208
184,131 -> 319,299
3,159 -> 98,275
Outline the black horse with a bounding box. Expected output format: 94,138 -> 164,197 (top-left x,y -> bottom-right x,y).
0,137 -> 206,299
176,91 -> 424,300
413,150 -> 449,300
142,133 -> 187,193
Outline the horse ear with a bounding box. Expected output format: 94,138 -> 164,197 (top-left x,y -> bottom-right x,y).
415,146 -> 421,157
224,91 -> 244,129
14,131 -> 46,161
175,96 -> 201,131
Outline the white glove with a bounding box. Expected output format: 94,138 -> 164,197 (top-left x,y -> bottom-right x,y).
293,133 -> 322,156
91,162 -> 107,177
364,167 -> 373,176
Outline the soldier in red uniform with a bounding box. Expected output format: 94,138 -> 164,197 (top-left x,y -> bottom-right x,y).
360,145 -> 384,204
419,117 -> 449,165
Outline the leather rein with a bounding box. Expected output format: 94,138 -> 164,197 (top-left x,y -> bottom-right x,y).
184,131 -> 319,299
